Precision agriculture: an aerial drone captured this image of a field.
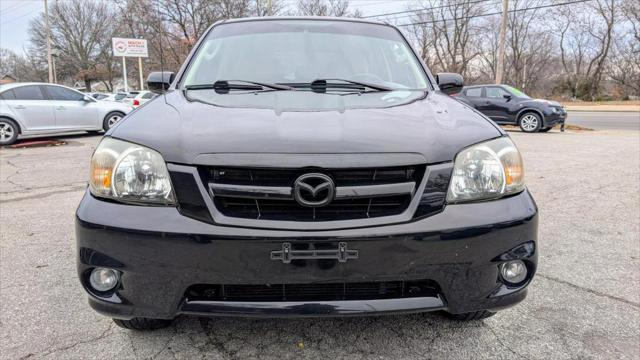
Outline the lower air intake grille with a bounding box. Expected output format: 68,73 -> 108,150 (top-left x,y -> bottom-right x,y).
185,280 -> 439,302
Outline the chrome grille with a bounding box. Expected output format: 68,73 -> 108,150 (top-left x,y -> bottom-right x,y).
203,165 -> 425,222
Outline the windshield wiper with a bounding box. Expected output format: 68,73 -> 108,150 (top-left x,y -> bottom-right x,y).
185,80 -> 294,92
303,79 -> 393,92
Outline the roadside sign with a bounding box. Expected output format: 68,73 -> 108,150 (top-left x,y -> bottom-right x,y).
112,38 -> 148,92
112,38 -> 148,58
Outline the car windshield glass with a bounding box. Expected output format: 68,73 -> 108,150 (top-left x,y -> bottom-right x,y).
505,85 -> 531,99
182,20 -> 429,91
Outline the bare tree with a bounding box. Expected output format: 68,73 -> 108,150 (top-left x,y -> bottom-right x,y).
253,0 -> 288,16
297,0 -> 356,17
29,0 -> 116,90
608,1 -> 640,96
557,0 -> 617,100
0,48 -> 48,82
506,0 -> 554,91
406,0 -> 485,78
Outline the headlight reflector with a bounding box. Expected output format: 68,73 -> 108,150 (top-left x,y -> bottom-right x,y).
89,137 -> 175,205
447,137 -> 524,203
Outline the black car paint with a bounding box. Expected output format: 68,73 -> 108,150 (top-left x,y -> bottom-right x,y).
455,84 -> 567,128
77,17 -> 538,319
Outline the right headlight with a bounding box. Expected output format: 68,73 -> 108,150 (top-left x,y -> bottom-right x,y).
447,137 -> 524,203
89,137 -> 175,205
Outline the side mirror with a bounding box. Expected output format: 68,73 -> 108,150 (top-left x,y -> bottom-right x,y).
147,71 -> 175,94
503,94 -> 512,101
83,95 -> 94,102
436,73 -> 464,95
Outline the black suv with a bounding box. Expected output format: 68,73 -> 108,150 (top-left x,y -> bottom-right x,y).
76,18 -> 538,331
454,84 -> 567,133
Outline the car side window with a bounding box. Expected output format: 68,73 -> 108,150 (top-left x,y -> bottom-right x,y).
0,89 -> 16,100
12,86 -> 46,100
141,92 -> 154,99
465,88 -> 482,97
46,86 -> 85,101
485,87 -> 510,99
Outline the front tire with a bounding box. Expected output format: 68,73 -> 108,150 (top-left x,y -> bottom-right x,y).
112,317 -> 172,331
103,111 -> 125,131
0,118 -> 19,146
519,112 -> 542,133
445,310 -> 496,321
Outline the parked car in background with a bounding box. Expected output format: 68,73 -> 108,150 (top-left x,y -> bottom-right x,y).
0,83 -> 133,145
454,84 -> 567,133
97,92 -> 128,102
122,90 -> 156,108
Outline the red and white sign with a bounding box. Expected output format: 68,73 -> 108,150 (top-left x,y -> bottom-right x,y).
112,38 -> 148,57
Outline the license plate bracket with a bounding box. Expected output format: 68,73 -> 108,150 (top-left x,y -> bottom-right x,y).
270,242 -> 358,264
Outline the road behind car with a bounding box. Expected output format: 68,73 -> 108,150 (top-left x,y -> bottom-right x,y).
0,129 -> 638,359
566,111 -> 639,130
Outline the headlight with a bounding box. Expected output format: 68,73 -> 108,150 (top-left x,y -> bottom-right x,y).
447,137 -> 524,203
551,107 -> 559,113
89,137 -> 175,205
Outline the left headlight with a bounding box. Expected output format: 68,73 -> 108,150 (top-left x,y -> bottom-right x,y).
447,137 -> 524,203
89,137 -> 175,205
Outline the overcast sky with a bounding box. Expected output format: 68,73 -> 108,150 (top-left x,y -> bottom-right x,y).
0,0 -> 418,55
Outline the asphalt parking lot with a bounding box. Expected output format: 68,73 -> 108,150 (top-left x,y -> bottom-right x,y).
1,124 -> 639,359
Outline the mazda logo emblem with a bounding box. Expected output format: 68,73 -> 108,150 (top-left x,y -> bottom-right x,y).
293,173 -> 335,207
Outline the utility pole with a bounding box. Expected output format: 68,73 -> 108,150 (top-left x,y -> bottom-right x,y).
52,51 -> 58,84
44,0 -> 54,83
495,0 -> 508,84
267,0 -> 273,16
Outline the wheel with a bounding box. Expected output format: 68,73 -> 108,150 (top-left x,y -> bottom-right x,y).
445,310 -> 496,321
103,111 -> 125,131
0,118 -> 19,146
539,126 -> 553,133
112,317 -> 172,331
518,112 -> 542,133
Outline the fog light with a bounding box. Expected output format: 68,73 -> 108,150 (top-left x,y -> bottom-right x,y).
500,260 -> 527,285
89,268 -> 119,292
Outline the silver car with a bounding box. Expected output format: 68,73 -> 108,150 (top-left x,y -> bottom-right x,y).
0,83 -> 133,145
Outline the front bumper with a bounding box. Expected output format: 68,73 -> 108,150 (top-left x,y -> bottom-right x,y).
76,189 -> 538,319
544,111 -> 567,127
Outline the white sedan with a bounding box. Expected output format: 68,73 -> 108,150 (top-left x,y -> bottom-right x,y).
0,83 -> 133,145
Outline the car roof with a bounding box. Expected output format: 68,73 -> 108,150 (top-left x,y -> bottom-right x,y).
220,16 -> 392,28
0,82 -> 83,93
0,82 -> 46,92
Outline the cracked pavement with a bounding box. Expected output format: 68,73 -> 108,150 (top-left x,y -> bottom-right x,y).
1,128 -> 639,359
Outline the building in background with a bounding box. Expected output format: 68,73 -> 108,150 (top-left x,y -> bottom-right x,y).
0,73 -> 17,84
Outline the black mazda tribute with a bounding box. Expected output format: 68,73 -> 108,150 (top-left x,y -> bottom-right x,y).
76,17 -> 538,330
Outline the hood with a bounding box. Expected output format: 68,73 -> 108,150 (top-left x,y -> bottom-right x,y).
110,90 -> 502,165
527,98 -> 562,107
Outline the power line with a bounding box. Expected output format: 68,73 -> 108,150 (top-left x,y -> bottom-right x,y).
396,0 -> 593,27
373,1 -> 503,22
1,7 -> 41,26
363,0 -> 496,19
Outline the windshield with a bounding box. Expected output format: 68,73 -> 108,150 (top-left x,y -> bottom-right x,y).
504,85 -> 531,99
182,20 -> 429,90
